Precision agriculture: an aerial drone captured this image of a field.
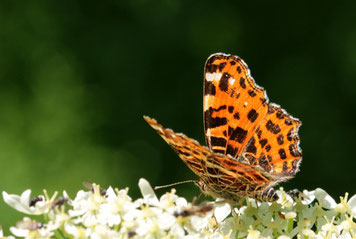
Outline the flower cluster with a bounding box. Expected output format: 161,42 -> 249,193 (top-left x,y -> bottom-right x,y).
1,179 -> 356,238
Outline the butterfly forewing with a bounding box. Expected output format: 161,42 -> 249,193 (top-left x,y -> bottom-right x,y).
204,54 -> 269,159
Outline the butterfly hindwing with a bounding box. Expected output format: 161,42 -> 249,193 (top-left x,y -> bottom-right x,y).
243,104 -> 302,179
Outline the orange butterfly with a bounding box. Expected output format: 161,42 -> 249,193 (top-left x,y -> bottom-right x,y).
144,53 -> 302,204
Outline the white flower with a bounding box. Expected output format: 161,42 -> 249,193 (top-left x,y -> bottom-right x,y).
87,224 -> 120,239
2,190 -> 49,215
214,201 -> 231,223
276,188 -> 294,208
138,178 -> 159,206
347,194 -> 356,217
301,189 -> 316,205
10,217 -> 53,238
64,223 -> 89,238
334,192 -> 356,218
285,211 -> 297,220
97,187 -> 125,227
2,179 -> 354,239
247,227 -> 261,239
314,188 -> 337,209
68,184 -> 107,227
339,215 -> 356,236
302,228 -> 316,237
320,217 -> 339,237
277,236 -> 291,239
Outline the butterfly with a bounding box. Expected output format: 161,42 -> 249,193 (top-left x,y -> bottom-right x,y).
144,53 -> 302,204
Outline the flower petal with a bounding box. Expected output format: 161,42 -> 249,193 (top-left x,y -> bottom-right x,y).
347,194 -> 356,217
214,203 -> 231,222
315,188 -> 337,209
3,191 -> 33,214
138,178 -> 159,206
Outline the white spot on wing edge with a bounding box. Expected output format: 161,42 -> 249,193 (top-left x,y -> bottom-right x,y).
205,73 -> 222,82
203,95 -> 214,111
207,52 -> 231,59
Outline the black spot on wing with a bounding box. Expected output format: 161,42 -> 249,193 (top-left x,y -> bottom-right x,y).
205,107 -> 227,128
206,117 -> 227,128
228,106 -> 234,113
245,137 -> 257,154
256,128 -> 262,139
229,126 -> 248,143
205,64 -> 218,73
210,137 -> 227,147
289,144 -> 301,157
226,145 -> 238,157
265,145 -> 271,152
268,106 -> 276,114
259,139 -> 267,148
260,97 -> 267,105
219,72 -> 230,91
213,149 -> 226,155
247,109 -> 258,123
233,112 -> 240,120
265,120 -> 281,134
277,134 -> 284,145
214,105 -> 227,112
276,110 -> 285,119
278,148 -> 287,159
240,77 -> 246,89
285,118 -> 293,125
287,128 -> 295,141
204,81 -> 216,96
236,66 -> 242,73
248,90 -> 256,97
218,62 -> 226,71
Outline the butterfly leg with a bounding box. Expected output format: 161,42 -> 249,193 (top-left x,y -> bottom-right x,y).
254,188 -> 279,202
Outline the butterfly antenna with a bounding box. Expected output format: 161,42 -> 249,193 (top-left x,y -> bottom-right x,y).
154,180 -> 198,190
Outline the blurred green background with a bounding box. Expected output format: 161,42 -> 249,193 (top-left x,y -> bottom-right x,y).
0,0 -> 355,231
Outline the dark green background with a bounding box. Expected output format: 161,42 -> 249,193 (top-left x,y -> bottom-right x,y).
0,1 -> 355,231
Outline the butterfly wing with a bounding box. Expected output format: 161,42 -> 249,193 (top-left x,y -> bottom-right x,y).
204,53 -> 302,182
204,53 -> 269,158
242,104 -> 302,179
144,116 -> 210,178
144,116 -> 275,199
